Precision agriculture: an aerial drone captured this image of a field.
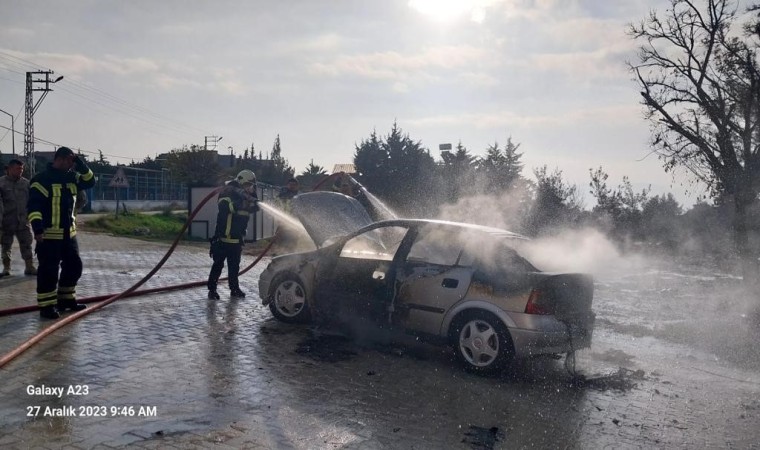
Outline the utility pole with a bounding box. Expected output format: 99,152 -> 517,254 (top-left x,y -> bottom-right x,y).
25,70 -> 64,176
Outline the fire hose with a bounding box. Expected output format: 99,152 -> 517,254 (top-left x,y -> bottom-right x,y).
0,172 -> 347,369
0,186 -> 274,369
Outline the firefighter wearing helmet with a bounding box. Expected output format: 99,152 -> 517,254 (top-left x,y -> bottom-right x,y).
207,169 -> 259,299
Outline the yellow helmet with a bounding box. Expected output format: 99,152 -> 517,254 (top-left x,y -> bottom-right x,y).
236,169 -> 256,185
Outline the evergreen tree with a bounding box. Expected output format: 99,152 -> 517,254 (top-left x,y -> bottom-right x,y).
354,130 -> 387,196
257,135 -> 294,185
527,165 -> 582,235
439,141 -> 477,202
477,138 -> 524,194
354,122 -> 436,215
298,160 -> 328,190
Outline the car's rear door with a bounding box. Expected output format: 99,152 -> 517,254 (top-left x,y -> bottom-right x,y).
393,226 -> 474,335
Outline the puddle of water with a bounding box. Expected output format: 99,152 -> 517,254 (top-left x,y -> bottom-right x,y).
295,334 -> 357,362
570,367 -> 646,392
462,425 -> 504,450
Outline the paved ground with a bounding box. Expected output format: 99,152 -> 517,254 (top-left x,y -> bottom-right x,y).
0,232 -> 759,449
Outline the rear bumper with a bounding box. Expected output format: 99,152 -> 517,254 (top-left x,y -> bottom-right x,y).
510,327 -> 592,357
508,313 -> 594,358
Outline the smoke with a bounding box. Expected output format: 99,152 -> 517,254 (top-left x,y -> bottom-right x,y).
436,193 -> 528,231
434,192 -> 647,275
517,228 -> 647,274
429,191 -> 760,375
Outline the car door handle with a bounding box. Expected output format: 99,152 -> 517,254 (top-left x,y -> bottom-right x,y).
442,278 -> 459,289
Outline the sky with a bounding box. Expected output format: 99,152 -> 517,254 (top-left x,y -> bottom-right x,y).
0,0 -> 723,206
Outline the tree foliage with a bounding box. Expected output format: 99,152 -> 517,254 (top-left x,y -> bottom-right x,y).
440,142 -> 477,202
527,165 -> 582,234
165,145 -> 222,185
354,122 -> 436,215
298,160 -> 328,190
256,134 -> 295,185
479,138 -> 524,195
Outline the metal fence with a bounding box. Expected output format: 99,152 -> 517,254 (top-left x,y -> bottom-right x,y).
90,167 -> 187,201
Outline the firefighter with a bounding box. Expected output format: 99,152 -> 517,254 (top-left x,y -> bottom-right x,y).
277,177 -> 299,212
0,159 -> 36,277
207,169 -> 259,300
27,147 -> 96,319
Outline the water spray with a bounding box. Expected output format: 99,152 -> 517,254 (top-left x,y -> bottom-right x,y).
0,171 -> 387,369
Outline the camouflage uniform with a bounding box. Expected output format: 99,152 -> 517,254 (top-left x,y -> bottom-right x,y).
0,173 -> 35,276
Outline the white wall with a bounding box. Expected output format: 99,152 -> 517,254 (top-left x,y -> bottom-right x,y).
90,200 -> 182,212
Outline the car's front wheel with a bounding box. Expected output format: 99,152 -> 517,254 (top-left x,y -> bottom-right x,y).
450,310 -> 514,374
268,274 -> 311,323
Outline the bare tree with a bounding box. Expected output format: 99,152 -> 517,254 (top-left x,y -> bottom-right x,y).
628,0 -> 760,283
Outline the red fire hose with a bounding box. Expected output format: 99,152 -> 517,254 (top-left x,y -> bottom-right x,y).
0,186 -> 275,369
0,172 -> 348,369
0,240 -> 275,318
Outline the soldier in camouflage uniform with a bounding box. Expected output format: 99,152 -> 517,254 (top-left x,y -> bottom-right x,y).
0,159 -> 36,277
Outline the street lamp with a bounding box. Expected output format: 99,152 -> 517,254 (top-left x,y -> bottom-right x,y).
0,108 -> 14,155
204,135 -> 222,151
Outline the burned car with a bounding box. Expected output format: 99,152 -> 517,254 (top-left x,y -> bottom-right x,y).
259,192 -> 595,374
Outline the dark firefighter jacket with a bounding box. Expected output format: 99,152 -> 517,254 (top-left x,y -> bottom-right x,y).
27,163 -> 96,240
214,181 -> 258,244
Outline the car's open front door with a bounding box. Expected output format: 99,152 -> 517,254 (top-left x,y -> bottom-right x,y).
314,225 -> 410,325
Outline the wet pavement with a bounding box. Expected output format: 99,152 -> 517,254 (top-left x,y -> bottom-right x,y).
1,232 -> 759,449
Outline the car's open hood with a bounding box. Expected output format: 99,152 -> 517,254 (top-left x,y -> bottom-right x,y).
291,191 -> 374,248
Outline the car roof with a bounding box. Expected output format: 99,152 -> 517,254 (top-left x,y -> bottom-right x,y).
291,191 -> 529,247
354,218 -> 530,240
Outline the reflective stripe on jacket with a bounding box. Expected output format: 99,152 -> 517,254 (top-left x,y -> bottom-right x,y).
213,181 -> 256,244
27,163 -> 96,240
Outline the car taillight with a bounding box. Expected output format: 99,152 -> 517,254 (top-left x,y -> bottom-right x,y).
525,289 -> 551,315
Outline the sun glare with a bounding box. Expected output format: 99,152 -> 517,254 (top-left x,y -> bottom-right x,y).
408,0 -> 477,23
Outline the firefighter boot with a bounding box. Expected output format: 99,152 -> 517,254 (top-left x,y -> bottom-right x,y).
1,258 -> 9,277
24,259 -> 37,276
208,290 -> 220,300
40,306 -> 61,320
58,299 -> 87,312
230,288 -> 246,299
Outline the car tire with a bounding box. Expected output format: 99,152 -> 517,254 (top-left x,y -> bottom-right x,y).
268,274 -> 311,323
450,310 -> 515,375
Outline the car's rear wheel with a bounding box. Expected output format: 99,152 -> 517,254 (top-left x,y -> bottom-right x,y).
450,310 -> 514,374
268,274 -> 311,323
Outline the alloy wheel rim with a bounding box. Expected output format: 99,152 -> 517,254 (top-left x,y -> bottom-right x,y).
274,281 -> 305,317
459,319 -> 499,367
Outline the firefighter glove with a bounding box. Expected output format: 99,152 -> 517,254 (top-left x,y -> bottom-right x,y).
74,155 -> 89,173
209,236 -> 220,258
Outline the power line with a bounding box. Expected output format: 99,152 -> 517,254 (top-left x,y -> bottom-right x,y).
53,84 -> 200,140
0,124 -> 140,161
0,51 -> 214,163
0,51 -> 208,136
